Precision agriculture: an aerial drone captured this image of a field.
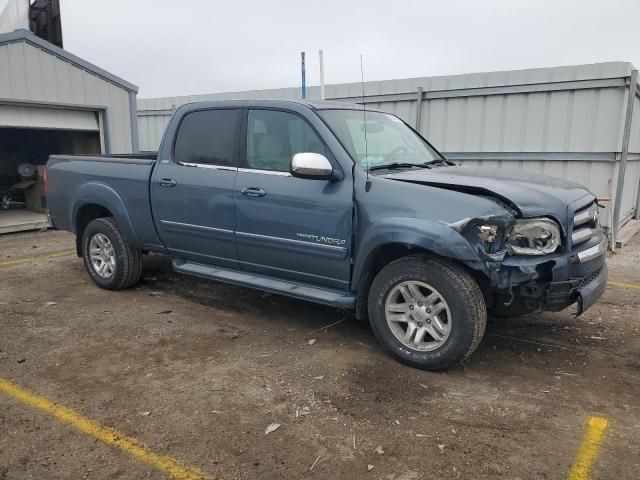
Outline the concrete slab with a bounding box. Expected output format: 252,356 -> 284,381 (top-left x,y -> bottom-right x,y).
0,210 -> 49,235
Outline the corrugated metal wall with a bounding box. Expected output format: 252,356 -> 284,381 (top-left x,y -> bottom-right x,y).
0,38 -> 135,153
138,62 -> 640,233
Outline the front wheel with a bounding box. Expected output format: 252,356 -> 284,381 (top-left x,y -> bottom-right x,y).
368,255 -> 487,370
82,217 -> 143,290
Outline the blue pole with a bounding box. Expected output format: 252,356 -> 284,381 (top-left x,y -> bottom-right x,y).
301,51 -> 306,99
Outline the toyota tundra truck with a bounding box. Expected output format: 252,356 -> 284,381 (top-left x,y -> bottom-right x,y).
46,100 -> 608,370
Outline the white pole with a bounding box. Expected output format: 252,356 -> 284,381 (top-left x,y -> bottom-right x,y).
319,49 -> 325,100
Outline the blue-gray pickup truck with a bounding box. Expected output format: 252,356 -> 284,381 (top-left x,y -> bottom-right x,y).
46,100 -> 607,370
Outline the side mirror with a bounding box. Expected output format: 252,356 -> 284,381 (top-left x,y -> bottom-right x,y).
290,152 -> 334,180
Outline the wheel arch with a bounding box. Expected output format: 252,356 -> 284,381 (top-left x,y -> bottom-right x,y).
71,183 -> 140,256
74,203 -> 113,255
352,219 -> 481,320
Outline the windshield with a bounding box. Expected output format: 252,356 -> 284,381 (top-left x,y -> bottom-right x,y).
318,109 -> 443,169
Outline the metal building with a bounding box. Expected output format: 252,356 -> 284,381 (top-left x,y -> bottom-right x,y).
137,62 -> 640,242
0,28 -> 138,233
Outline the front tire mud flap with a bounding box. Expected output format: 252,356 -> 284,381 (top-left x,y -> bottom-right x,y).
576,264 -> 608,316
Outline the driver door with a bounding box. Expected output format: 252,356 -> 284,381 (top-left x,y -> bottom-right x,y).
233,108 -> 353,289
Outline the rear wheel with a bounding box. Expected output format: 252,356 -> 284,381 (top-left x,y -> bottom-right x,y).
368,255 -> 486,370
82,217 -> 142,290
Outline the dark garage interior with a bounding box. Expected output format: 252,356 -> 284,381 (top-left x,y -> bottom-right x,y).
0,127 -> 100,233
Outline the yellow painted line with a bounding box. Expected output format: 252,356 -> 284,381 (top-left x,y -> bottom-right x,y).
566,416 -> 609,480
0,378 -> 214,480
0,249 -> 75,267
608,281 -> 640,290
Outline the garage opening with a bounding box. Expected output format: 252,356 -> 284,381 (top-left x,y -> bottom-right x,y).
0,122 -> 101,234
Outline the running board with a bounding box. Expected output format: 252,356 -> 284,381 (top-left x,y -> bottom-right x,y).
172,259 -> 356,309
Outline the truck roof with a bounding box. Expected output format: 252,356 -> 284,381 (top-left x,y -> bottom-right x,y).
177,98 -> 375,112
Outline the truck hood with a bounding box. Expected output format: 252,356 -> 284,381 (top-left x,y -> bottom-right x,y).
381,165 -> 594,219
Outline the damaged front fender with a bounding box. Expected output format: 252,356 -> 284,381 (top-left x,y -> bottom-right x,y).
447,214 -> 570,292
445,213 -> 536,289
446,213 -> 515,263
351,216 -> 483,289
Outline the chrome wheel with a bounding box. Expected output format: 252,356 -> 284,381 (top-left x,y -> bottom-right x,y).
384,280 -> 452,351
89,233 -> 116,278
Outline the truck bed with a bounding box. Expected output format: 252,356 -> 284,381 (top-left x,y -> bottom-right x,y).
46,154 -> 162,250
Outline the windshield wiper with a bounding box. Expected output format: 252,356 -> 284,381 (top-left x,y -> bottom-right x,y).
369,162 -> 432,171
424,158 -> 455,166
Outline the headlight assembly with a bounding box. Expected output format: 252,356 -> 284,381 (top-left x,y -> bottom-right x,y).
508,218 -> 561,255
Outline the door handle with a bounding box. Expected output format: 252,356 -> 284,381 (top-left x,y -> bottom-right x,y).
158,178 -> 177,187
241,187 -> 266,197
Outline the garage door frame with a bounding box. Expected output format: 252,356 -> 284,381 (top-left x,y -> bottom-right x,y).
0,98 -> 111,153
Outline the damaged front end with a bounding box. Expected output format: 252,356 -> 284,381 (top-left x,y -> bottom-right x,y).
447,210 -> 606,316
380,172 -> 607,316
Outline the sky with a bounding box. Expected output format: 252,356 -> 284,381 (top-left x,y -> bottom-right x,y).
56,0 -> 640,99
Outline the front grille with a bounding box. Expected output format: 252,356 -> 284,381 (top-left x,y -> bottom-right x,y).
571,202 -> 599,248
577,266 -> 603,289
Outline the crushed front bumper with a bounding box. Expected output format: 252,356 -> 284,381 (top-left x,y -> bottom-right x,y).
486,235 -> 608,316
545,263 -> 607,315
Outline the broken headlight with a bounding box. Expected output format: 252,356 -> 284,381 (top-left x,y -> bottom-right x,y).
507,218 -> 561,255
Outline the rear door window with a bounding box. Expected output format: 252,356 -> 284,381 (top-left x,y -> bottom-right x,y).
174,109 -> 240,166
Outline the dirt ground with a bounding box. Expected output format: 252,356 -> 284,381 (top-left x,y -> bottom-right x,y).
1,230 -> 639,480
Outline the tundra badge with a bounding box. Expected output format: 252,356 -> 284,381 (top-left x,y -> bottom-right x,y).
297,233 -> 346,246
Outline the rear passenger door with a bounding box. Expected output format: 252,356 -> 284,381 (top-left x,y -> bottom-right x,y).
151,108 -> 240,267
233,108 -> 353,289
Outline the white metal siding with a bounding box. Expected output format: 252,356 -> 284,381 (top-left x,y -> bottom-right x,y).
138,62 -> 640,230
0,104 -> 99,130
0,40 -> 134,153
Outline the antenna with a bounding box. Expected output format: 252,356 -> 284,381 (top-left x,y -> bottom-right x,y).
360,54 -> 369,182
300,52 -> 306,99
319,50 -> 325,100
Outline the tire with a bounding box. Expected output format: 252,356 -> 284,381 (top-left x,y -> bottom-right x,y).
368,255 -> 486,370
81,217 -> 142,290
